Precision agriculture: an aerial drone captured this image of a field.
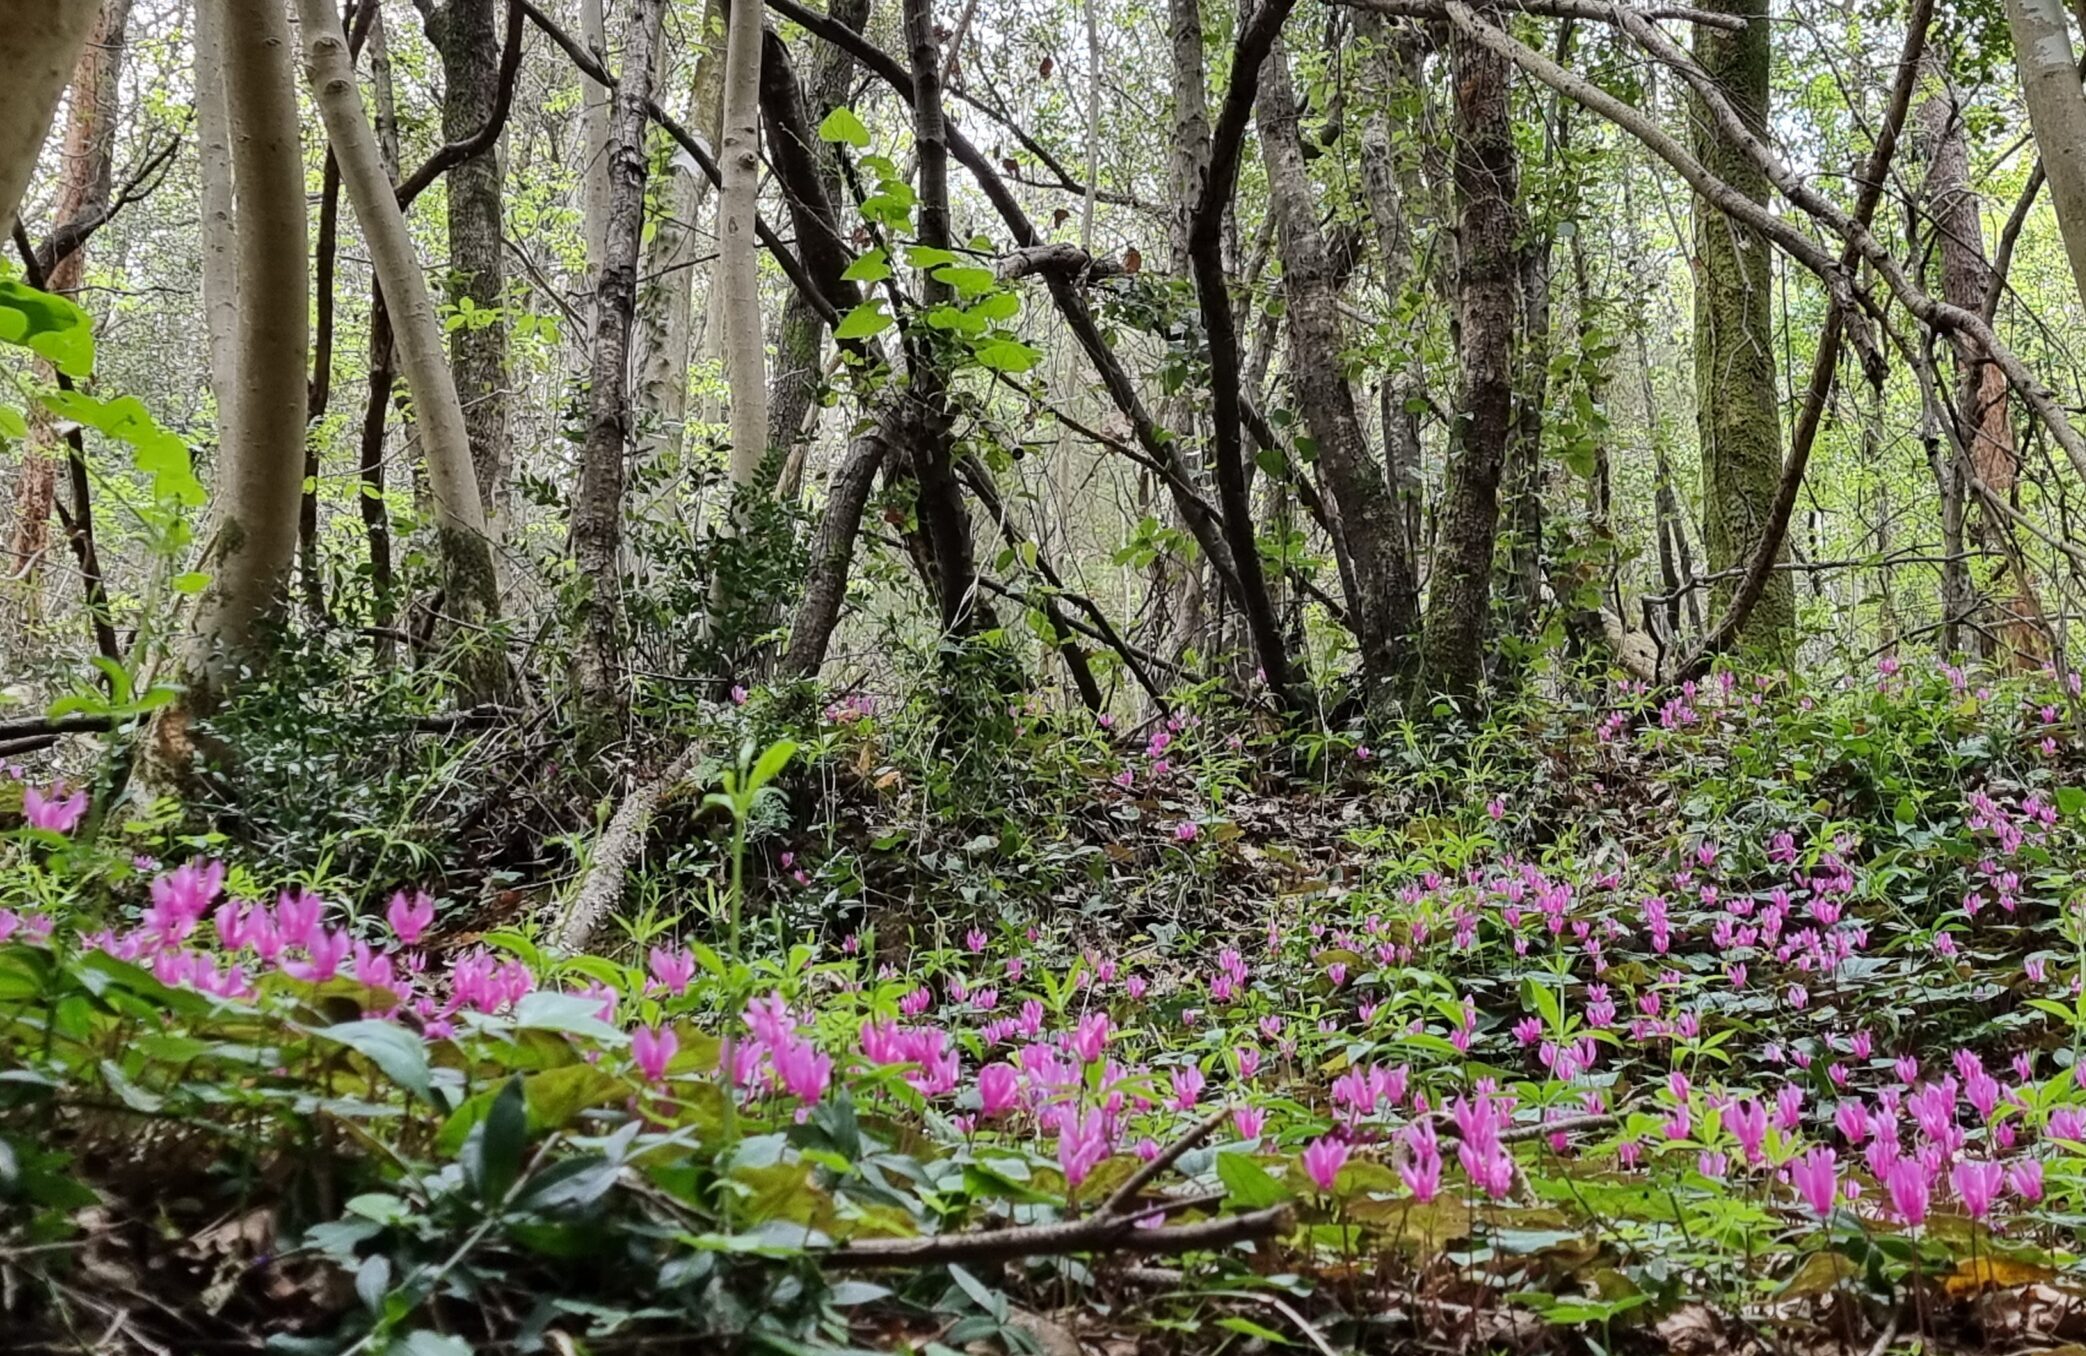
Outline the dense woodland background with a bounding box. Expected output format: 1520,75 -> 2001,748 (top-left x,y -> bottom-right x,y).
16,0 -> 2086,1351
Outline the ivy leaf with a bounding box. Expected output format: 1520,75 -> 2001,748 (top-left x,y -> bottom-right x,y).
833,301 -> 894,341
817,105 -> 871,148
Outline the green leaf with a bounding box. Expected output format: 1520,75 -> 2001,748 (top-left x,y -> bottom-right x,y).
170,571 -> 210,595
972,338 -> 1040,373
747,739 -> 798,794
933,264 -> 998,297
833,301 -> 894,341
513,990 -> 622,1042
841,248 -> 891,284
310,1019 -> 434,1101
467,1076 -> 528,1204
905,245 -> 961,269
817,105 -> 871,148
0,280 -> 94,377
1216,1149 -> 1291,1207
0,407 -> 25,439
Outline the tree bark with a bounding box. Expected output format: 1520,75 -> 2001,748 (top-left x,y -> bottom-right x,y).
6,0 -> 130,587
634,0 -> 721,466
296,0 -> 506,696
430,0 -> 514,534
580,0 -> 612,287
1354,11 -> 1426,585
901,0 -> 985,635
181,0 -> 309,696
196,0 -> 239,439
2003,0 -> 2086,320
0,2 -> 102,234
1255,35 -> 1416,693
1418,0 -> 1520,698
1918,53 -> 2047,665
781,408 -> 897,678
718,0 -> 769,492
1688,0 -> 1791,660
569,0 -> 665,735
765,0 -> 871,480
1187,0 -> 1301,707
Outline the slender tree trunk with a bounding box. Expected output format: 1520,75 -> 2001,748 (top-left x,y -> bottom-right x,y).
180,0 -> 309,698
1355,11 -> 1426,585
569,0 -> 665,733
196,0 -> 239,435
782,410 -> 897,678
766,0 -> 871,480
0,2 -> 102,233
6,0 -> 130,588
634,0 -> 721,467
902,0 -> 985,635
430,0 -> 513,534
1255,35 -> 1415,693
2003,0 -> 2086,319
580,0 -> 612,289
718,0 -> 768,492
1918,54 -> 2047,665
1690,0 -> 1791,659
296,0 -> 506,697
1419,0 -> 1520,698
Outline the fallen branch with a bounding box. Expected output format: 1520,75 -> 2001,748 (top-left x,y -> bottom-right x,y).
825,1202 -> 1291,1267
556,742 -> 706,952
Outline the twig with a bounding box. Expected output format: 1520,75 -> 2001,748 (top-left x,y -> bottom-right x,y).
1100,1103 -> 1233,1219
824,1202 -> 1291,1267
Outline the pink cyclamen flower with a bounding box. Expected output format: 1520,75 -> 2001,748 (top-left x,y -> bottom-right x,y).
2007,1158 -> 2044,1203
1884,1155 -> 1931,1227
285,926 -> 350,982
978,1063 -> 1020,1117
772,1038 -> 832,1106
1952,1158 -> 2005,1220
965,927 -> 988,952
648,946 -> 696,996
1790,1146 -> 1838,1217
631,1025 -> 677,1083
1302,1135 -> 1350,1192
1233,1105 -> 1267,1140
1169,1065 -> 1206,1111
1175,821 -> 1200,842
385,890 -> 435,946
22,781 -> 87,833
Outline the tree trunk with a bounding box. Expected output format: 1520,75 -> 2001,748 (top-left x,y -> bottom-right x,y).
1419,0 -> 1520,699
902,0 -> 985,635
1255,34 -> 1416,693
718,0 -> 769,492
296,0 -> 505,697
6,0 -> 130,587
181,0 -> 309,697
633,0 -> 721,467
781,408 -> 897,678
0,2 -> 102,234
196,0 -> 239,436
765,0 -> 871,479
569,0 -> 665,734
2003,0 -> 2086,319
1690,0 -> 1791,659
1355,11 -> 1426,586
431,0 -> 513,534
1917,54 -> 2047,665
580,0 -> 612,289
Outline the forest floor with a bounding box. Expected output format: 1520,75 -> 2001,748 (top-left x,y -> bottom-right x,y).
7,660 -> 2086,1354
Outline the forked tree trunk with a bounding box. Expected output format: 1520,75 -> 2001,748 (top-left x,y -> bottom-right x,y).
0,2 -> 102,233
1419,0 -> 1519,698
6,0 -> 131,587
180,0 -> 309,697
296,0 -> 506,697
569,0 -> 665,735
1255,34 -> 1416,694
